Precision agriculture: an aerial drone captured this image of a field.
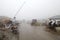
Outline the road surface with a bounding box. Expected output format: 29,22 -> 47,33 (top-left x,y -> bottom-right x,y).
19,22 -> 60,40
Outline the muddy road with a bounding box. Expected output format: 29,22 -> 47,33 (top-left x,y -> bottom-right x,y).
19,22 -> 60,40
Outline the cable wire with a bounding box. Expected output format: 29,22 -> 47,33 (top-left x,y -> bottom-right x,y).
13,1 -> 26,19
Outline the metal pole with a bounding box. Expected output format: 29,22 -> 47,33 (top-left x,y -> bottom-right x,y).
13,1 -> 26,19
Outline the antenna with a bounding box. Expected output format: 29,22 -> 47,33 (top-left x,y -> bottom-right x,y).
13,1 -> 26,19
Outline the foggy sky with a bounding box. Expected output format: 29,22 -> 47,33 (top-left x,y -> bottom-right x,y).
0,0 -> 60,20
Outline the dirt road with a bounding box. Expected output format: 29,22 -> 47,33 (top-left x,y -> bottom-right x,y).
19,22 -> 60,40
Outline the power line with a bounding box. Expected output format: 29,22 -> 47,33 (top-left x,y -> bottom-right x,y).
13,1 -> 26,19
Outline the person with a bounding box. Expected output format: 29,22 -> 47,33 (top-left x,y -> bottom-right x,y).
12,17 -> 16,22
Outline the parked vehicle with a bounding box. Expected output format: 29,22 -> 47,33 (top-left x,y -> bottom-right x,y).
31,19 -> 37,25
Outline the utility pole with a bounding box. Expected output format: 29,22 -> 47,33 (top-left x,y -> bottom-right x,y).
13,1 -> 26,19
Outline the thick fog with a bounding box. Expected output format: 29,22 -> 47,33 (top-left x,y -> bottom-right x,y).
0,0 -> 60,20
